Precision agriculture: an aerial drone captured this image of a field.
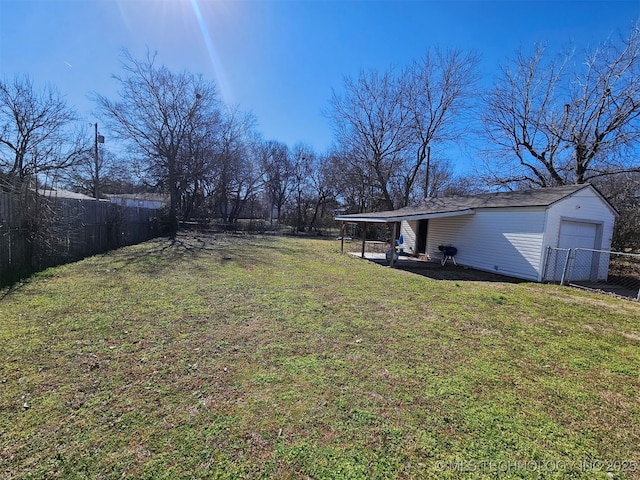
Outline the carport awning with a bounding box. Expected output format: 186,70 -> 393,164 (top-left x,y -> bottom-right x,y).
335,208 -> 475,223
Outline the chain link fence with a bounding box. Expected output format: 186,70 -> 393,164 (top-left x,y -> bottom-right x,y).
544,246 -> 640,301
542,247 -> 572,285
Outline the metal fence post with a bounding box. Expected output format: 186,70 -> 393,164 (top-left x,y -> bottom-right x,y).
560,248 -> 573,286
542,246 -> 551,282
539,245 -> 640,301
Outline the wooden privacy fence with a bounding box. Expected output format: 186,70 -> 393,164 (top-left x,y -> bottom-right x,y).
0,190 -> 161,286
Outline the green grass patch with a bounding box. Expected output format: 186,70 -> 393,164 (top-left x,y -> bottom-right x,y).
1,233 -> 639,479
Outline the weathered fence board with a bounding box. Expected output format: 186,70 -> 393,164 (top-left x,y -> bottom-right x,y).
0,190 -> 161,286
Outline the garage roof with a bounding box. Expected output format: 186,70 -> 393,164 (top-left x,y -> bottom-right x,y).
335,184 -> 617,223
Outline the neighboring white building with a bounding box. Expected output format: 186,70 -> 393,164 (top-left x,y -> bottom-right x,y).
104,193 -> 167,210
335,184 -> 618,282
37,188 -> 101,201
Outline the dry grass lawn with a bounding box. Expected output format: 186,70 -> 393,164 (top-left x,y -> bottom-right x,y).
1,233 -> 639,479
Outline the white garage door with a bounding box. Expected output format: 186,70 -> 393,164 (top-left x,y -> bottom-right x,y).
559,220 -> 597,249
559,220 -> 598,281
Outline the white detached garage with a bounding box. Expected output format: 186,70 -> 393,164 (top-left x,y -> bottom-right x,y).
335,184 -> 618,282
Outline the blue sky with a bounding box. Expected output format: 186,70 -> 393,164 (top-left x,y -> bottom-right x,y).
1,0 -> 639,174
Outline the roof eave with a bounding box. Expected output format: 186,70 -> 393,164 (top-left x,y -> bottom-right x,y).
335,209 -> 475,223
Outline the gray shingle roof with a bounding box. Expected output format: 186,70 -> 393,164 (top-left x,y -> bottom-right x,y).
37,188 -> 98,201
336,184 -> 614,222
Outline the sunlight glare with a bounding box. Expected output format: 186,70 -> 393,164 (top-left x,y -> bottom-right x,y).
114,0 -> 235,104
189,0 -> 234,104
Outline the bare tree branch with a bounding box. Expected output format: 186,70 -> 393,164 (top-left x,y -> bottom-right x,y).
482,22 -> 640,188
0,76 -> 87,179
94,49 -> 220,232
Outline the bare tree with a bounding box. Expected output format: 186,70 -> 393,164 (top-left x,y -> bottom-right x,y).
65,145 -> 126,199
328,68 -> 410,211
594,172 -> 640,250
0,76 -> 90,270
564,24 -> 640,183
177,97 -> 222,222
95,49 -> 220,232
326,149 -> 371,214
209,106 -> 261,225
483,22 -> 640,188
403,48 -> 480,203
329,50 -> 478,211
223,141 -> 263,226
305,153 -> 339,231
261,140 -> 292,223
0,76 -> 87,181
413,156 -> 457,200
482,45 -> 569,187
290,143 -> 314,232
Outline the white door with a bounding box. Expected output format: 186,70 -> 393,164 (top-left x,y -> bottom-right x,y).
559,220 -> 598,281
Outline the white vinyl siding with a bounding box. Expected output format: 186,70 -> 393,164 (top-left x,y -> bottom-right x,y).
400,221 -> 418,255
542,189 -> 615,252
542,189 -> 615,281
426,208 -> 546,281
392,185 -> 617,282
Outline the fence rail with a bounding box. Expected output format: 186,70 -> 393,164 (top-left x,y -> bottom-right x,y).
0,190 -> 161,286
544,246 -> 640,301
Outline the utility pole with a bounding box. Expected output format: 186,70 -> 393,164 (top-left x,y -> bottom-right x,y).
93,123 -> 105,199
425,146 -> 431,199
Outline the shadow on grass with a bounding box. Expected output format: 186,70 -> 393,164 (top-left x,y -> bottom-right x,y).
0,233 -> 288,297
101,232 -> 286,276
357,254 -> 527,283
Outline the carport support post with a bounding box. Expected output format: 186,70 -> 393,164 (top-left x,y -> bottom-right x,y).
340,222 -> 346,253
390,222 -> 397,268
361,222 -> 368,258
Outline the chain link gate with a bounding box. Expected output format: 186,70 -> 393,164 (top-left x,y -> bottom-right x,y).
543,246 -> 640,301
